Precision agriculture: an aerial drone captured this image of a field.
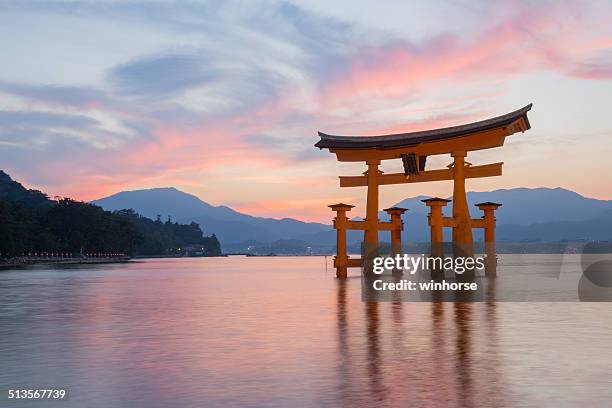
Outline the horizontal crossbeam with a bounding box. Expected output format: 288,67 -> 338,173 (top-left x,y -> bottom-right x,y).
348,258 -> 363,268
346,220 -> 394,231
471,219 -> 485,228
339,162 -> 503,188
442,217 -> 457,228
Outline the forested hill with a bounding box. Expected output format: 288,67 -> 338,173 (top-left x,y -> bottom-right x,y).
0,171 -> 221,258
0,170 -> 50,207
113,209 -> 221,256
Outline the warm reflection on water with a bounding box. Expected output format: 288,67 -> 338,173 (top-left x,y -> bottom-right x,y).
1,256 -> 612,407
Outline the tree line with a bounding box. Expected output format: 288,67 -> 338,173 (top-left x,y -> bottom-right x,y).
0,171 -> 221,258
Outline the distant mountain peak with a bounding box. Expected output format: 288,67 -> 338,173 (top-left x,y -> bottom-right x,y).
111,186 -> 183,194
92,186 -> 218,219
392,186 -> 612,227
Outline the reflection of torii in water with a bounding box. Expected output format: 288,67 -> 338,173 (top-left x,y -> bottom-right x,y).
333,281 -> 507,406
316,105 -> 533,277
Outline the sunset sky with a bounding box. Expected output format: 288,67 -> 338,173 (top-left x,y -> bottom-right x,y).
1,1 -> 612,222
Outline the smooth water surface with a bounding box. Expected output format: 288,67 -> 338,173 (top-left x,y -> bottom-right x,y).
1,256 -> 612,407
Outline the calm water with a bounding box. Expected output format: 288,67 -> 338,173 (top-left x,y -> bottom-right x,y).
1,256 -> 612,407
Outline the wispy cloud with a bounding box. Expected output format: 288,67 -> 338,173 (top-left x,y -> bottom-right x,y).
110,53 -> 216,98
0,110 -> 135,149
0,81 -> 109,109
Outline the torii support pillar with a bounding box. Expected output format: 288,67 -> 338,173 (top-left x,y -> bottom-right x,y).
423,198 -> 450,277
476,202 -> 502,276
384,207 -> 407,275
423,198 -> 450,244
329,203 -> 354,278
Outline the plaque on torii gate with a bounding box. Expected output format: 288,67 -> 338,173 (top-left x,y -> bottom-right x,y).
315,104 -> 533,278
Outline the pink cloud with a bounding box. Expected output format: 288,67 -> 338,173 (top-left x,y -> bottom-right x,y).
320,2 -> 612,109
40,106 -> 308,201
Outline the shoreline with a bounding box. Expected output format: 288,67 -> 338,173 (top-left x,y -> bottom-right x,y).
0,257 -> 132,269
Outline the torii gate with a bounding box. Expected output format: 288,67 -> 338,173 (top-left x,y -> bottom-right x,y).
315,104 -> 533,278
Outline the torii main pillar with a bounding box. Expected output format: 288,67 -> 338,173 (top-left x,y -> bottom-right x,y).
451,151 -> 473,256
364,160 -> 380,249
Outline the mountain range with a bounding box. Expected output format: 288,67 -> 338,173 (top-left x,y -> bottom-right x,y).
91,188 -> 332,247
92,186 -> 612,250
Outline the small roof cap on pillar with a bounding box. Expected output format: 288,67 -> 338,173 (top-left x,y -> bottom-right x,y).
421,197 -> 451,206
383,206 -> 408,214
329,203 -> 355,211
475,201 -> 502,209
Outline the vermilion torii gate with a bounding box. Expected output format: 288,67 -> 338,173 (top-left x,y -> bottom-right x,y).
315,104 -> 533,278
